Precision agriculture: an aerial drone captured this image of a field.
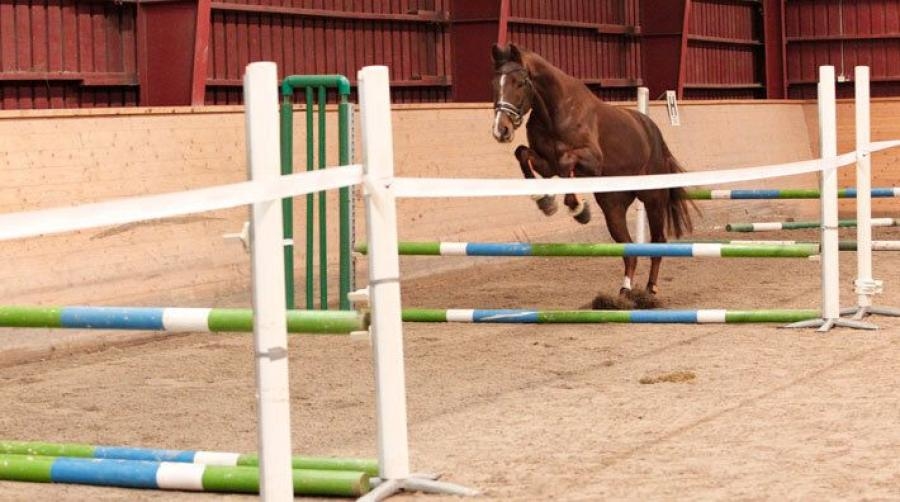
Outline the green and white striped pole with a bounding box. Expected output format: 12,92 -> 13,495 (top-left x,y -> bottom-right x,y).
0,454 -> 369,497
356,241 -> 821,258
0,306 -> 368,335
726,218 -> 899,232
402,308 -> 820,324
0,440 -> 378,476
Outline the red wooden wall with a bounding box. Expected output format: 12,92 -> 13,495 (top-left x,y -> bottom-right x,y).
642,0 -> 900,101
203,0 -> 452,104
0,0 -> 138,109
1,1 -> 899,108
504,0 -> 642,101
784,0 -> 900,98
682,0 -> 766,99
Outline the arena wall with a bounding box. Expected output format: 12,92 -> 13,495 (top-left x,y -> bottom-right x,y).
829,98 -> 900,215
1,100 -> 895,309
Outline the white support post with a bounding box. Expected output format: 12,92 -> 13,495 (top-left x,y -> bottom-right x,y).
358,65 -> 411,483
855,66 -> 875,313
844,66 -> 900,320
633,86 -> 649,244
786,66 -> 875,331
819,66 -> 841,326
243,62 -> 294,500
357,65 -> 477,501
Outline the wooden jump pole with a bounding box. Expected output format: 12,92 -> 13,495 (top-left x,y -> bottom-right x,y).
402,309 -> 820,324
0,454 -> 369,497
0,440 -> 378,476
356,241 -> 822,258
725,218 -> 899,232
0,306 -> 367,334
687,187 -> 900,199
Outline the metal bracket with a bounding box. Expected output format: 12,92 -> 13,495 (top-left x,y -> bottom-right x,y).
223,220 -> 251,251
854,279 -> 883,296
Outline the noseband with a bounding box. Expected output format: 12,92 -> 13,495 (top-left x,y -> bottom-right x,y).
494,67 -> 533,128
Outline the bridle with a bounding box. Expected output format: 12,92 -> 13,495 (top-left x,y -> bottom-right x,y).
494,66 -> 533,128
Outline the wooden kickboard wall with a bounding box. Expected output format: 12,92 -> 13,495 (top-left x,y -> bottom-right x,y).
1,99 -> 895,309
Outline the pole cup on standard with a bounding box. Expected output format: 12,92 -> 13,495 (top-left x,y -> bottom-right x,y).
357,65 -> 477,501
786,66 -> 875,331
243,61 -> 295,500
842,66 -> 900,321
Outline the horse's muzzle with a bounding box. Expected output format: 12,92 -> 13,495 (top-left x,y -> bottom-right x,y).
493,126 -> 513,143
492,111 -> 516,142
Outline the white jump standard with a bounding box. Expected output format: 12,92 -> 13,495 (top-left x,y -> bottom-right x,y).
839,66 -> 900,321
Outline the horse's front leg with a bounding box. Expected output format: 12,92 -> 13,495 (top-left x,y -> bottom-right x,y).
558,148 -> 604,225
515,146 -> 558,216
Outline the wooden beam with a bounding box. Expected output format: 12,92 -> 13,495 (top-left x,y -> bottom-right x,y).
191,0 -> 212,106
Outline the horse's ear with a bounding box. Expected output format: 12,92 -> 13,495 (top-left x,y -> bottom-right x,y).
508,43 -> 523,63
491,43 -> 509,64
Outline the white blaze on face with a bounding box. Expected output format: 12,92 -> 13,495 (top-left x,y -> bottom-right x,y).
492,74 -> 507,140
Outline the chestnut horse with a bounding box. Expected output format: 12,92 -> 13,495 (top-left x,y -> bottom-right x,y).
491,43 -> 694,296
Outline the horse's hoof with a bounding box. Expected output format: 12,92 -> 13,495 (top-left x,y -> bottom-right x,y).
646,284 -> 659,295
514,145 -> 530,161
619,287 -> 632,296
534,195 -> 558,216
572,204 -> 591,224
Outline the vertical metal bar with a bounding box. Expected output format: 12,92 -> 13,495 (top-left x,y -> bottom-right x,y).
280,90 -> 296,309
338,92 -> 352,310
243,61 -> 293,501
305,87 -> 315,310
318,85 -> 328,309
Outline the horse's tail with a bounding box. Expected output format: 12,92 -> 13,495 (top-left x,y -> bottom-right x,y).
661,146 -> 697,239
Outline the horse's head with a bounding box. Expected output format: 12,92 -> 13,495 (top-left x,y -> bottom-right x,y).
491,43 -> 533,143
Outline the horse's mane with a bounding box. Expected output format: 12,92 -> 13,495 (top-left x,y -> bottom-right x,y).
517,48 -> 601,104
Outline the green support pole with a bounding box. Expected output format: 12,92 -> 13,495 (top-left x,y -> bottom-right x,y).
318,85 -> 328,309
280,75 -> 353,312
338,93 -> 352,310
279,93 -> 296,309
305,87 -> 315,310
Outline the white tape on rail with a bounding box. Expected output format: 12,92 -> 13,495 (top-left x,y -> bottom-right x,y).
2,140 -> 899,242
391,140 -> 900,199
0,164 -> 364,241
391,153 -> 855,198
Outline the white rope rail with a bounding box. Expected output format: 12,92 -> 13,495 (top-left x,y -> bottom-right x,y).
0,164 -> 363,242
3,140 -> 900,243
389,140 -> 900,199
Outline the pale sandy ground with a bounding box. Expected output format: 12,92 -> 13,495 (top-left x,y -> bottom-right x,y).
0,227 -> 899,501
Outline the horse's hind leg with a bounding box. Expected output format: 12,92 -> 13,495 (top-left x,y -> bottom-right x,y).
642,194 -> 669,295
595,192 -> 638,295
514,146 -> 558,216
564,193 -> 591,224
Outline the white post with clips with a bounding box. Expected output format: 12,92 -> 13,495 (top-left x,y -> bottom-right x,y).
243,61 -> 295,501
786,66 -> 876,331
357,65 -> 478,501
842,65 -> 900,321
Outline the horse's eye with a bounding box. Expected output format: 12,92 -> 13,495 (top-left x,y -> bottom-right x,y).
516,80 -> 525,88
